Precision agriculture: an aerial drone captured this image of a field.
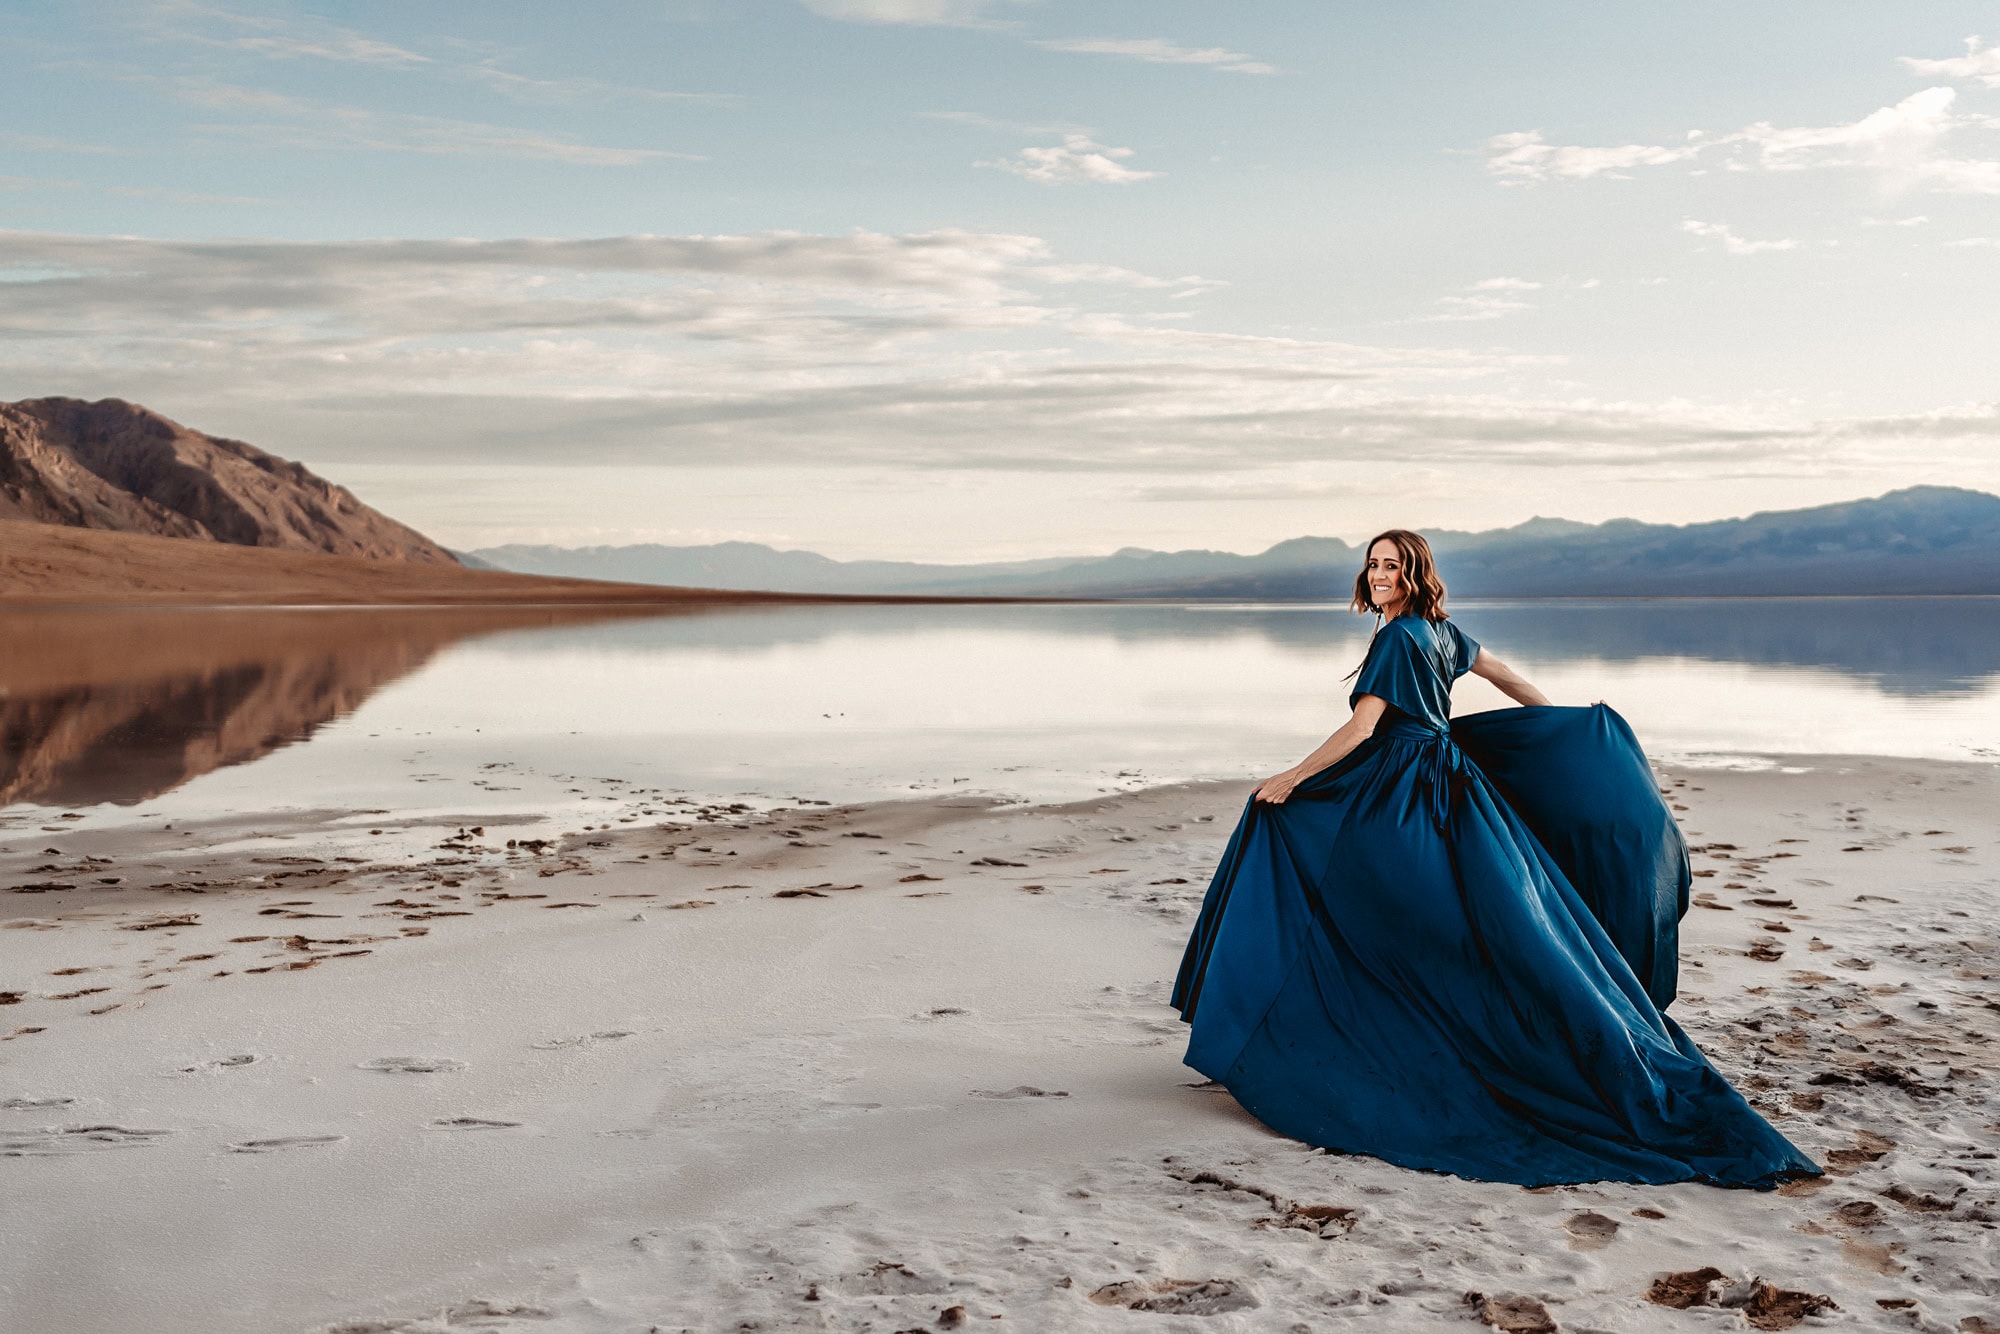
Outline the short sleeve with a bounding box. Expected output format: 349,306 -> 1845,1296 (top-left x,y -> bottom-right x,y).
1447,620 -> 1481,680
1348,623 -> 1428,719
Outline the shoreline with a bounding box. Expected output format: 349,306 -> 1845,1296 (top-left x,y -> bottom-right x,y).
0,521 -> 1068,607
1,759 -> 1996,1332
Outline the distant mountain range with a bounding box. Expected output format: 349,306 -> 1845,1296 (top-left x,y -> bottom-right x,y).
1,396 -> 455,563
470,486 -> 2000,599
9,398 -> 1994,600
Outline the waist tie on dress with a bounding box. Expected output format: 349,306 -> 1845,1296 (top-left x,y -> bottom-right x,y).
1376,716 -> 1472,830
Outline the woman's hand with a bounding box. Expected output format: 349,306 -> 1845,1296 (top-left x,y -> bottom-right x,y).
1254,769 -> 1302,804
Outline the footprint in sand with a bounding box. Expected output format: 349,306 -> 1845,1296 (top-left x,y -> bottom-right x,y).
427,1117 -> 523,1131
230,1135 -> 346,1153
970,1085 -> 1069,1099
530,1030 -> 634,1050
1089,1278 -> 1256,1315
0,1095 -> 76,1110
2,1124 -> 173,1156
324,1298 -> 553,1333
179,1054 -> 261,1074
833,1260 -> 946,1297
357,1056 -> 468,1074
1564,1211 -> 1620,1250
1465,1292 -> 1557,1332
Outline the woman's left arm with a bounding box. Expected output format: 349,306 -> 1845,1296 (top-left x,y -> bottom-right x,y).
1468,649 -> 1552,707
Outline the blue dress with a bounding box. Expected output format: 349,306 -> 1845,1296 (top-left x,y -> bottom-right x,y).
1171,615 -> 1819,1188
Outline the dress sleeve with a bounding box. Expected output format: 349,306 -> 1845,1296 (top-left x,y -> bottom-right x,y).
1448,620 -> 1481,680
1348,624 -> 1428,718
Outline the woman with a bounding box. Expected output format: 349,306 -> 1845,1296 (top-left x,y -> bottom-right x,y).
1171,530 -> 1818,1188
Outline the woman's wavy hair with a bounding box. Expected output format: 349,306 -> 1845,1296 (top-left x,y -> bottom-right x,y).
1349,528 -> 1449,622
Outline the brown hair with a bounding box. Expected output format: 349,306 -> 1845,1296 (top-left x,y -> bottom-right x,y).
1349,529 -> 1449,621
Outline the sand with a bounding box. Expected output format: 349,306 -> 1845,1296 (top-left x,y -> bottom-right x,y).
0,758 -> 1996,1333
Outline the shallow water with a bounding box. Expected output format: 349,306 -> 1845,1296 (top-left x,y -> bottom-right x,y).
1,598 -> 1995,833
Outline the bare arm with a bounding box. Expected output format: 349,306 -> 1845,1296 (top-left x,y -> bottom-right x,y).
1468,649 -> 1551,707
1253,694 -> 1389,804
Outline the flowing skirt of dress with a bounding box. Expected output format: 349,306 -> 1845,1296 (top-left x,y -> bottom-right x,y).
1171,704 -> 1818,1188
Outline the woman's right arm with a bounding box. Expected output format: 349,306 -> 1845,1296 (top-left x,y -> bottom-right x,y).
1253,694 -> 1389,803
1468,649 -> 1551,707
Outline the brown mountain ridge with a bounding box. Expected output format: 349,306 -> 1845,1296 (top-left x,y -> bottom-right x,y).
0,396 -> 454,563
0,397 -> 1007,605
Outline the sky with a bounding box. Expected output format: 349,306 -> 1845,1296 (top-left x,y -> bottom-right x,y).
3,1 -> 2000,559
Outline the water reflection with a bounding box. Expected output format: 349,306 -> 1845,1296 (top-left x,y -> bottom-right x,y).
1,597 -> 1994,814
462,597 -> 2000,698
1455,598 -> 2000,697
0,605 -> 706,807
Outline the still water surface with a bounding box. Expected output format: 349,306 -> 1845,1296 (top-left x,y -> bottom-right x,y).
1,598 -> 1995,832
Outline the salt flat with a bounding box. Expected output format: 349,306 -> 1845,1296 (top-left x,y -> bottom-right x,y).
1,760 -> 1996,1333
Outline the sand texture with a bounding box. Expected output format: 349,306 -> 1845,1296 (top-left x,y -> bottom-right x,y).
0,759 -> 1996,1332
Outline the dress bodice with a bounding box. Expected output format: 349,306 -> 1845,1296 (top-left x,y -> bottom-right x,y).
1347,615 -> 1481,731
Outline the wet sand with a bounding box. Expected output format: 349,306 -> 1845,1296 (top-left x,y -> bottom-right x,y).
0,759 -> 1996,1332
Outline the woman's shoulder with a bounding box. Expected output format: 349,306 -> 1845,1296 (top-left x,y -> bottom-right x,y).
1384,613 -> 1449,642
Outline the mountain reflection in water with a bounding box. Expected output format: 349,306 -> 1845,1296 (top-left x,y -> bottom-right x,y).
0,604 -> 701,807
1456,598 -> 2000,698
1,596 -> 1994,813
438,597 -> 2000,698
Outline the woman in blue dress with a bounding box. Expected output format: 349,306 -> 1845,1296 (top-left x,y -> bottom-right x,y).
1171,529 -> 1818,1188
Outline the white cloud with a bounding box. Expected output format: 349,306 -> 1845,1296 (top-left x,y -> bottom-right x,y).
1425,296 -> 1531,322
12,227 -> 1993,499
797,0 -> 1000,26
1737,86 -> 1956,173
1033,37 -> 1274,75
1419,277 -> 1540,322
1740,87 -> 2000,194
458,64 -> 735,107
1680,220 -> 1797,255
149,3 -> 430,67
980,134 -> 1159,184
219,31 -> 428,67
1902,35 -> 2000,88
1485,130 -> 1703,182
0,227 -> 1568,477
1488,87 -> 2000,195
147,6 -> 720,105
1949,236 -> 2000,247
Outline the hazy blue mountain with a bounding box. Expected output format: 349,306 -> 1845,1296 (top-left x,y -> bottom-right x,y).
470,486 -> 2000,599
468,539 -> 1087,594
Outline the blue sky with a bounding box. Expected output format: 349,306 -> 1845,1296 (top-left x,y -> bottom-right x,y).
4,1 -> 1999,556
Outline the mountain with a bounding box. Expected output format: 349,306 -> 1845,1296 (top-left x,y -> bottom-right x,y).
469,487 -> 2000,599
0,396 -> 455,563
0,522 -> 891,606
469,540 -> 1089,595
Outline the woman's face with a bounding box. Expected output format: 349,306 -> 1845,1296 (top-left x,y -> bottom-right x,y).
1365,539 -> 1406,610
